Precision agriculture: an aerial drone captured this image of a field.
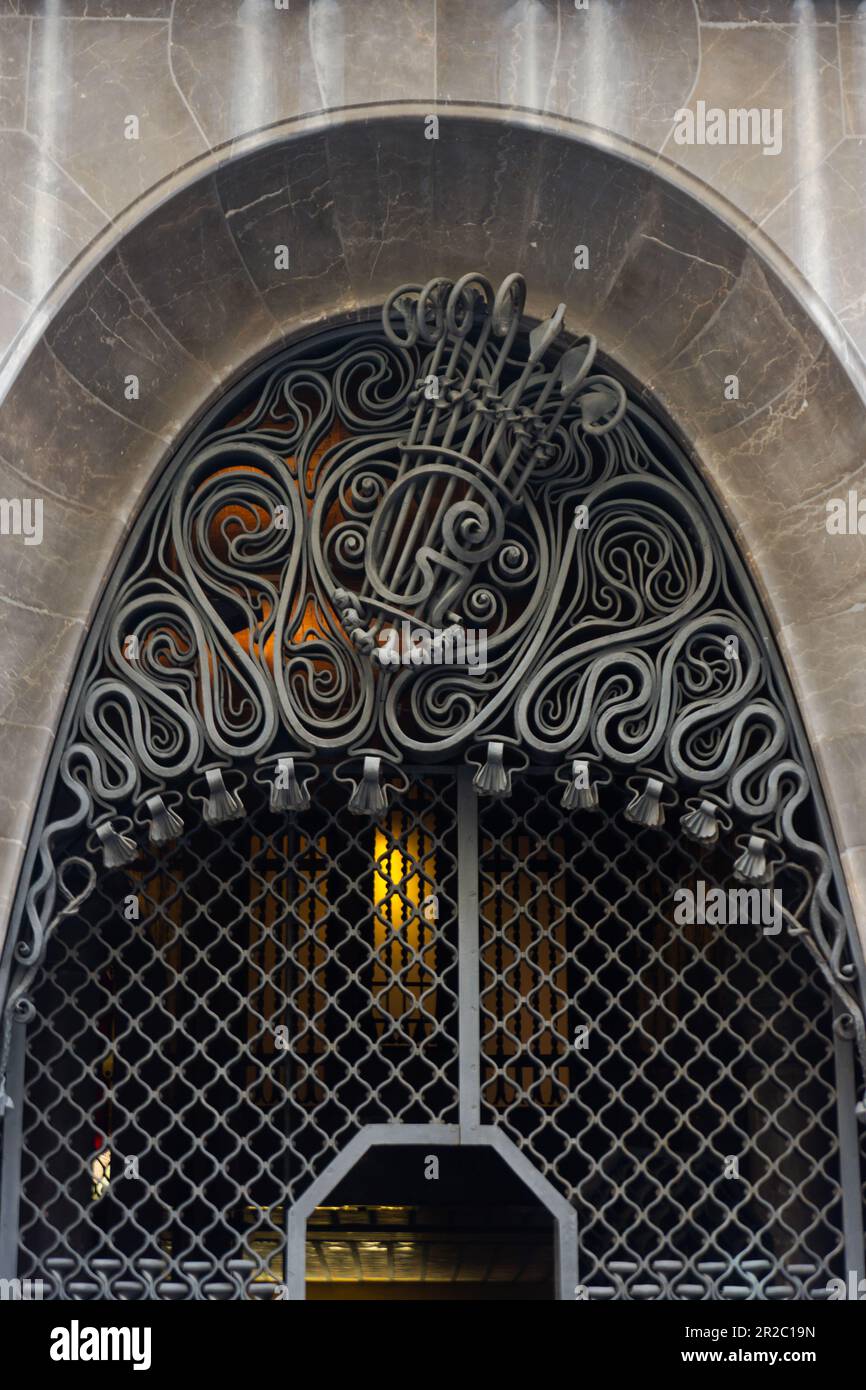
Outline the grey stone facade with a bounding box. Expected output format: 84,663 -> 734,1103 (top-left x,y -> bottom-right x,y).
0,0 -> 864,955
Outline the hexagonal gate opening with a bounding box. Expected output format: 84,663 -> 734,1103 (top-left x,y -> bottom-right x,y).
304,1144 -> 557,1301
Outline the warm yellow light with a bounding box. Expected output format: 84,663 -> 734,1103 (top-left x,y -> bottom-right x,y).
373,823 -> 424,929
372,814 -> 437,1027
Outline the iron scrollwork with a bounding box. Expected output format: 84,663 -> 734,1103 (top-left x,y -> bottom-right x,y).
1,270 -> 864,1114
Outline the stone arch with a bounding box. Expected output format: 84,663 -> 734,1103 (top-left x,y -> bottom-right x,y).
0,107 -> 863,960
0,262 -> 863,1299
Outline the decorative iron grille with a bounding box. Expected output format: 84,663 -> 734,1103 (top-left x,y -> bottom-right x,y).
479,772 -> 844,1300
1,270 -> 864,1299
16,773 -> 458,1299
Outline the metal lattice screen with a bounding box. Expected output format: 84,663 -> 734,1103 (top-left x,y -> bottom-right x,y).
17,773 -> 459,1299
479,773 -> 845,1300
12,764 -> 852,1300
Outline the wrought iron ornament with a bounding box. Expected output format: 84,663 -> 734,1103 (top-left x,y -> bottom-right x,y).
4,270 -> 863,1095
0,273 -> 864,1300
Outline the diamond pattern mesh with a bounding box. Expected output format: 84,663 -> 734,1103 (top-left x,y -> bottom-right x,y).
479,773 -> 845,1300
17,774 -> 459,1299
13,764 -> 854,1300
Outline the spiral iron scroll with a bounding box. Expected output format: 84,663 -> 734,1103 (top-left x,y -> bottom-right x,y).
2,270 -> 865,1111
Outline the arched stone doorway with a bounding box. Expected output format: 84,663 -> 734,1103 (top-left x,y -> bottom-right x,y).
0,281 -> 862,1300
1,107 -> 864,965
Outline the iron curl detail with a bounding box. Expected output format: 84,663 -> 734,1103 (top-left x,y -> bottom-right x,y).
1,272 -> 862,1104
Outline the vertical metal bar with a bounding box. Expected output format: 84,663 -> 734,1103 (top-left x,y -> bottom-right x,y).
555,1207 -> 579,1301
0,1020 -> 26,1280
285,1206 -> 306,1301
457,767 -> 481,1137
484,1125 -> 578,1300
832,1019 -> 865,1285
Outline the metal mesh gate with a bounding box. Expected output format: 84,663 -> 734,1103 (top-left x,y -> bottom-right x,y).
12,764 -> 851,1299
16,773 -> 459,1299
2,281 -> 864,1301
479,773 -> 845,1299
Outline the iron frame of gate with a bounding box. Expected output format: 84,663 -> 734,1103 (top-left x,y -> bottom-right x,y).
285,1125 -> 578,1300
2,765 -> 862,1299
0,299 -> 864,1298
281,768 -> 577,1301
0,766 -> 580,1298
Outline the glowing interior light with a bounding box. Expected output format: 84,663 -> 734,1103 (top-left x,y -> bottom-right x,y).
372,813 -> 437,1024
